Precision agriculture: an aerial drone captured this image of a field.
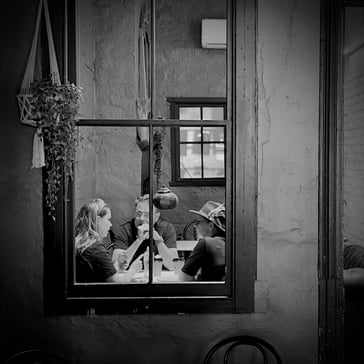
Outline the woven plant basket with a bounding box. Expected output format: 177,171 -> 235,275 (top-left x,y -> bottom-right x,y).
17,0 -> 60,128
17,94 -> 37,126
17,0 -> 61,168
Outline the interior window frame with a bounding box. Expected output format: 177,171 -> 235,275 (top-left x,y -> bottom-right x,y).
168,97 -> 227,187
44,0 -> 257,315
67,120 -> 233,313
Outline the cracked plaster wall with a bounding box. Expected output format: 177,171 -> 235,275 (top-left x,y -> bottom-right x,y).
255,0 -> 319,347
1,0 -> 320,363
343,8 -> 364,247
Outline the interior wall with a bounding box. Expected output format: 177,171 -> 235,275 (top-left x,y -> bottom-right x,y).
1,0 -> 320,363
154,0 -> 226,233
76,0 -> 226,233
75,0 -> 143,221
154,0 -> 226,118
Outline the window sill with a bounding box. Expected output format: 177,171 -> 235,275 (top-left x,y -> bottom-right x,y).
169,179 -> 226,187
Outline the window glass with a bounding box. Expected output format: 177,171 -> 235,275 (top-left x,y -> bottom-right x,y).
170,100 -> 226,185
154,126 -> 226,284
57,0 -> 261,314
203,127 -> 224,142
180,144 -> 202,178
154,0 -> 227,119
202,107 -> 224,120
74,126 -> 148,284
180,107 -> 201,120
203,143 -> 225,178
180,127 -> 201,142
75,125 -> 226,285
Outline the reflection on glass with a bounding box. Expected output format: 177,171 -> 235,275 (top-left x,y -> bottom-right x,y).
203,127 -> 224,142
155,0 -> 226,119
78,1 -> 151,119
75,0 -> 228,285
202,107 -> 224,120
75,125 -> 226,284
174,102 -> 225,182
180,127 -> 201,142
203,143 -> 225,178
75,126 -> 148,284
180,144 -> 202,178
180,107 -> 201,120
179,127 -> 225,179
78,0 -> 226,120
155,126 -> 226,283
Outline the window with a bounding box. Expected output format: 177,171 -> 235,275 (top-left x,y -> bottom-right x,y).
169,98 -> 226,186
45,0 -> 257,315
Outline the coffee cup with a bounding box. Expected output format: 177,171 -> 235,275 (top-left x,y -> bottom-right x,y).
153,256 -> 163,276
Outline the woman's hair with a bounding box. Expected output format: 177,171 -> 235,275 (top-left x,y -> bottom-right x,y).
75,198 -> 110,254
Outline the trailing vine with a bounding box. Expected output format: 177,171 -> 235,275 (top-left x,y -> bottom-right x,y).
153,128 -> 165,188
31,78 -> 82,218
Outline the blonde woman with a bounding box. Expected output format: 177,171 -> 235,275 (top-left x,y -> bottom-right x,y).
75,198 -> 142,283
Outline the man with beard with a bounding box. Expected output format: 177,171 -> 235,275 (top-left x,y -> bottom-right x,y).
111,194 -> 178,271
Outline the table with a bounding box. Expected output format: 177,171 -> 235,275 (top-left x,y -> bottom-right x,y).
176,240 -> 198,251
131,270 -> 182,283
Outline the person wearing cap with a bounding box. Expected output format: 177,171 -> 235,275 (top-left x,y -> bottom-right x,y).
75,198 -> 142,283
110,194 -> 178,271
179,201 -> 226,282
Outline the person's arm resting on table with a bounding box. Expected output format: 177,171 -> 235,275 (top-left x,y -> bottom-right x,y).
111,224 -> 146,266
152,228 -> 178,270
106,255 -> 142,283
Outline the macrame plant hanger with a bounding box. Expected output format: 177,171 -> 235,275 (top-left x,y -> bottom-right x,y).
17,0 -> 61,169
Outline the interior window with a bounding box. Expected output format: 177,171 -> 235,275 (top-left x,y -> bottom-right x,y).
74,124 -> 227,287
168,98 -> 226,186
45,0 -> 257,315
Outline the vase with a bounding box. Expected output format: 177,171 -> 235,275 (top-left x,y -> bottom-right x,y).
153,185 -> 179,210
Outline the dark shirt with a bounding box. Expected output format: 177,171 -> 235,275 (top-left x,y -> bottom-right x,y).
182,235 -> 225,281
112,218 -> 177,263
76,241 -> 117,282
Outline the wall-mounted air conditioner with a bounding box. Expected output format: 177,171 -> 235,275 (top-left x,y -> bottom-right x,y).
201,19 -> 226,49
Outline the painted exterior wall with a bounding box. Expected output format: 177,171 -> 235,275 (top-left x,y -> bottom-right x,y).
1,0 -> 319,363
343,8 -> 364,247
342,10 -> 364,361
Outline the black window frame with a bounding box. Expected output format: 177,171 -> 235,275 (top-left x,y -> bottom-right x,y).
168,97 -> 227,187
67,119 -> 233,315
44,0 -> 257,315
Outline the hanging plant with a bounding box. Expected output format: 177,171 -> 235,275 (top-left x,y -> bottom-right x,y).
31,78 -> 82,218
153,128 -> 165,188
